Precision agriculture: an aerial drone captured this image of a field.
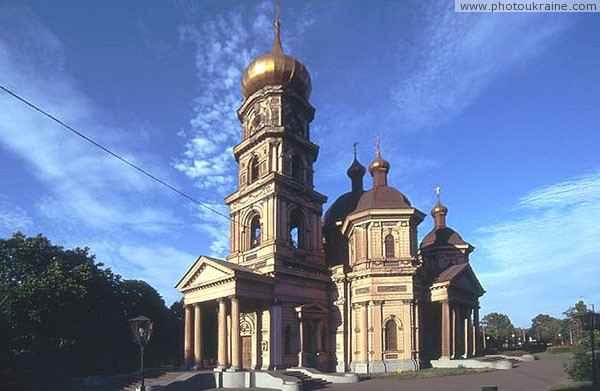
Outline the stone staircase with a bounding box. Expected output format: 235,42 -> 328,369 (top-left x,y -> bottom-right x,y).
123,371 -> 185,390
283,371 -> 331,391
479,356 -> 521,366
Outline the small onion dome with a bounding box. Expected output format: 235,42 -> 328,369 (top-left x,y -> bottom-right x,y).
368,150 -> 390,175
347,157 -> 366,179
431,199 -> 448,217
240,16 -> 311,100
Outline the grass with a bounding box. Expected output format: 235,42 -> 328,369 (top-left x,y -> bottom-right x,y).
359,367 -> 494,380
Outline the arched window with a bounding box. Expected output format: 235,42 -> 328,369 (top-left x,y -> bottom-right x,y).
249,156 -> 259,184
385,319 -> 398,351
384,234 -> 395,259
291,155 -> 304,182
289,210 -> 305,249
250,215 -> 261,248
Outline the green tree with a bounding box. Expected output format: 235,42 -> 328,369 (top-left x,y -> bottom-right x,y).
530,314 -> 564,344
481,312 -> 515,348
564,300 -> 599,382
0,233 -> 183,388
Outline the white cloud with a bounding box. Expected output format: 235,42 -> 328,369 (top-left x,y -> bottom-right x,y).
0,6 -> 191,306
0,6 -> 177,237
392,3 -> 574,130
0,195 -> 33,234
475,170 -> 600,323
175,3 -> 313,255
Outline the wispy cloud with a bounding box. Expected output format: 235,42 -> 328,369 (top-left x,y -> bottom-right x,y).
0,7 -> 173,236
475,170 -> 600,322
392,2 -> 574,130
0,195 -> 33,234
175,2 -> 313,255
0,6 -> 191,304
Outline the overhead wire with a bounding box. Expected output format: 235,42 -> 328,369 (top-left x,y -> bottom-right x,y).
0,84 -> 283,243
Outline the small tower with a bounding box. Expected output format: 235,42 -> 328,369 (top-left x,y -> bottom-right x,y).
419,188 -> 474,273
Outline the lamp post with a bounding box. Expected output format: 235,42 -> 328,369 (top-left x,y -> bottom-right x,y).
577,310 -> 600,388
128,316 -> 153,391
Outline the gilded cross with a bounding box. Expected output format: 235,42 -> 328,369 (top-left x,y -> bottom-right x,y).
434,185 -> 442,200
375,135 -> 381,153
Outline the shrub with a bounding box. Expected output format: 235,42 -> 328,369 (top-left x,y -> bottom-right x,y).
547,346 -> 573,355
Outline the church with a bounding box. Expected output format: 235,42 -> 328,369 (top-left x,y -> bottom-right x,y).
176,15 -> 485,375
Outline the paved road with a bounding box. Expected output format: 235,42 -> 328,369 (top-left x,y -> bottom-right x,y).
328,356 -> 568,391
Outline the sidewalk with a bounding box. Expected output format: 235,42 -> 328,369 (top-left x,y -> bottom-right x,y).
327,356 -> 569,391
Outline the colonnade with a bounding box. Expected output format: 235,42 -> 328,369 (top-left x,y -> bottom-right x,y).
441,301 -> 479,359
184,297 -> 243,368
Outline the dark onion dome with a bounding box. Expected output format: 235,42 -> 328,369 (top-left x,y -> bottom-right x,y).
420,199 -> 468,248
347,157 -> 366,180
353,149 -> 411,214
323,191 -> 363,227
324,153 -> 365,226
240,16 -> 311,100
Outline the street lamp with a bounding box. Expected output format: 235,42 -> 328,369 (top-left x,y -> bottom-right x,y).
576,310 -> 600,388
128,316 -> 154,391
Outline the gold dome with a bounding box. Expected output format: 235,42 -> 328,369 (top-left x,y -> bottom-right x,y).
368,150 -> 390,174
240,15 -> 311,99
431,199 -> 448,216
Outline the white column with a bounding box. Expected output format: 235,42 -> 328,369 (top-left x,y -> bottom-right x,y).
217,298 -> 228,368
360,302 -> 369,363
231,297 -> 241,369
194,303 -> 203,367
184,305 -> 193,366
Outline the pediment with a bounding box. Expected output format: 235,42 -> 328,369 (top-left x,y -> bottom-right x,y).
189,263 -> 233,287
176,256 -> 236,291
432,263 -> 485,297
450,265 -> 485,296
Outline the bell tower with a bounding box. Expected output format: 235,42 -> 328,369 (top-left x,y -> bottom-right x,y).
224,14 -> 327,284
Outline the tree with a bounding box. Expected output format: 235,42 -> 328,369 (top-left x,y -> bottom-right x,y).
563,300 -> 599,382
0,233 -> 183,388
481,312 -> 515,348
530,314 -> 564,344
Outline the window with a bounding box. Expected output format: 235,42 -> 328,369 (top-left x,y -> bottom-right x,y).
291,155 -> 304,182
249,156 -> 259,184
289,210 -> 304,249
250,215 -> 261,248
384,234 -> 395,259
385,319 -> 398,351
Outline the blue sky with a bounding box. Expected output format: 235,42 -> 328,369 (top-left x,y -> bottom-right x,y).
0,0 -> 599,327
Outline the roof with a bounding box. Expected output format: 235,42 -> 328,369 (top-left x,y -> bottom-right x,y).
420,226 -> 469,249
434,263 -> 468,283
433,263 -> 485,296
175,255 -> 272,291
323,190 -> 363,226
353,185 -> 412,214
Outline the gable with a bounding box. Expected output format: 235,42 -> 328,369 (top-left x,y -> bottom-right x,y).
189,263 -> 232,287
450,264 -> 485,296
176,255 -> 235,291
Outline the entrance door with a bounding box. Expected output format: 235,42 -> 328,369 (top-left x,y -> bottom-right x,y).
242,336 -> 252,369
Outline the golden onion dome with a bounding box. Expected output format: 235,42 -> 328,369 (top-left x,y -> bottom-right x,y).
368,150 -> 390,175
431,199 -> 449,216
240,15 -> 311,100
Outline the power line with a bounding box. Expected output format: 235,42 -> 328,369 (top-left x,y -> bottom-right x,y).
0,84 -> 232,222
